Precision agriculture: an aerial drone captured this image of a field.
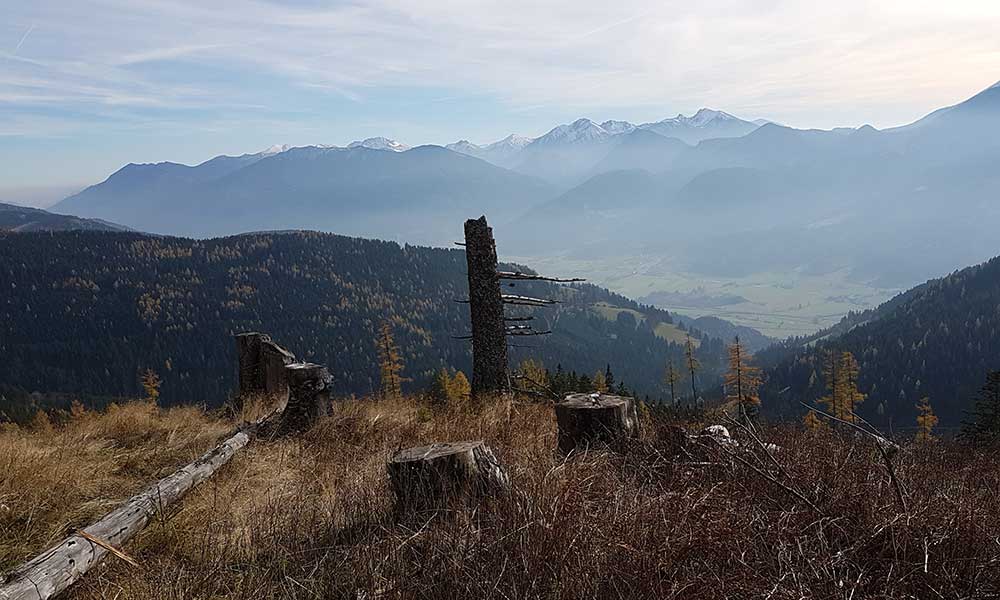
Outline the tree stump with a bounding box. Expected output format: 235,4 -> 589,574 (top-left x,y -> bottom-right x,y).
235,332 -> 295,411
277,363 -> 332,435
388,441 -> 510,509
555,393 -> 638,453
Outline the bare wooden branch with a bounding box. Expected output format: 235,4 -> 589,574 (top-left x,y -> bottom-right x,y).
506,330 -> 552,337
504,315 -> 535,322
501,294 -> 558,306
496,271 -> 585,283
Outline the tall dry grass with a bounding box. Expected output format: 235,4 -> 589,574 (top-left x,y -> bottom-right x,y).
3,397 -> 999,599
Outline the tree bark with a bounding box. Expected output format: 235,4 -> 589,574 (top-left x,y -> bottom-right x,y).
554,393 -> 638,454
0,428 -> 252,600
388,441 -> 509,509
235,332 -> 295,410
277,363 -> 332,435
464,216 -> 508,397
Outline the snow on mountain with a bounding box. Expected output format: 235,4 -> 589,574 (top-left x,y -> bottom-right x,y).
532,118 -> 613,146
600,120 -> 637,134
485,134 -> 532,152
637,109 -> 759,144
445,140 -> 481,153
347,137 -> 410,152
260,144 -> 292,156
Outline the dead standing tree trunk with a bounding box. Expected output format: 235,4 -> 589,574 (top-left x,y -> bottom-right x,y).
464,217 -> 509,396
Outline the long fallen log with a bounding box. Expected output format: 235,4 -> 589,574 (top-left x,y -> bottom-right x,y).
0,426 -> 254,600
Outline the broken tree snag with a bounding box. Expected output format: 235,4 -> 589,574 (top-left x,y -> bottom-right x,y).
554,393 -> 639,454
464,216 -> 509,396
235,332 -> 296,410
388,441 -> 510,509
277,362 -> 332,435
0,428 -> 252,600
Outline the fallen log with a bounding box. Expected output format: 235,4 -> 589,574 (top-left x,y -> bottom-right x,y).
0,425 -> 256,600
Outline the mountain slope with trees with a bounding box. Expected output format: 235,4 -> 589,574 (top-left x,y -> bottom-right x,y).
0,203 -> 128,233
761,254 -> 1000,428
0,230 -> 726,420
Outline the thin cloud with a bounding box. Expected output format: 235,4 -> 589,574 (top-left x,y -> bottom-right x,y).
13,24 -> 35,54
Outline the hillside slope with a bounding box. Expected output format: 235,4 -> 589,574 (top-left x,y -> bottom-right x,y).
0,230 -> 726,413
761,254 -> 1000,427
0,203 -> 128,233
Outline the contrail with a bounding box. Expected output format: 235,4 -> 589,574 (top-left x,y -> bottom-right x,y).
14,24 -> 35,53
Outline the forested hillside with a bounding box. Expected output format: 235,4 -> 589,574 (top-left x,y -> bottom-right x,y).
761,255 -> 1000,428
0,231 -> 724,420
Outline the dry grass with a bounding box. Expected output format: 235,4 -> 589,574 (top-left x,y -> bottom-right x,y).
3,398 -> 1000,599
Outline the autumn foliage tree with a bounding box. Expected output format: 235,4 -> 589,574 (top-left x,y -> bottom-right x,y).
915,396 -> 938,442
141,368 -> 162,403
377,321 -> 405,400
725,336 -> 761,422
817,350 -> 865,425
427,368 -> 470,404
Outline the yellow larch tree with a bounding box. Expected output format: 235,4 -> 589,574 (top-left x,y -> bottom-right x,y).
377,320 -> 405,400
725,336 -> 762,422
915,396 -> 938,442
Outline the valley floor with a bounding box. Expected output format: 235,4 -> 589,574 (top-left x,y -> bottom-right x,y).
2,398 -> 999,599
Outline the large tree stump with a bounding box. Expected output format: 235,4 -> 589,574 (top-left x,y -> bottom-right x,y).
555,393 -> 638,453
235,332 -> 295,411
388,441 -> 510,509
464,216 -> 509,397
277,362 -> 332,435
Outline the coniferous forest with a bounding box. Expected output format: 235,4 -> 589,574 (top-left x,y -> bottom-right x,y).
0,230 -> 723,421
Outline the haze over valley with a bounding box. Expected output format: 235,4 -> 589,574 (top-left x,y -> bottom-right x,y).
39,82 -> 1000,338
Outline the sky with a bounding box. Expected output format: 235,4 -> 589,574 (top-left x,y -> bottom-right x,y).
2,0 -> 1000,199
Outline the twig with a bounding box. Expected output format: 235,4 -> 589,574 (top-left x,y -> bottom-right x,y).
75,530 -> 140,567
800,401 -> 908,513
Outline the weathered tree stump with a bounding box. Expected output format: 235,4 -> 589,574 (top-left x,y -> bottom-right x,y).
555,393 -> 638,453
388,441 -> 510,509
235,332 -> 295,410
277,362 -> 332,435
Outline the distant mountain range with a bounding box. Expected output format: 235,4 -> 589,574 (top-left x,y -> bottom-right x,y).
48,82 -> 1000,330
0,202 -> 128,233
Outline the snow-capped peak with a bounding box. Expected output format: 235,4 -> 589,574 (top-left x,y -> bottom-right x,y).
600,120 -> 637,134
445,140 -> 480,152
487,134 -> 532,150
534,118 -> 611,145
260,144 -> 291,156
650,109 -> 743,128
347,137 -> 410,152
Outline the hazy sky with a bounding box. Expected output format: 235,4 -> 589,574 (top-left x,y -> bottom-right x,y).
2,0 -> 999,194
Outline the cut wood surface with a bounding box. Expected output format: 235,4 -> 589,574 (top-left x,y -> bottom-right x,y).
555,393 -> 638,454
0,427 -> 252,600
388,441 -> 510,509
